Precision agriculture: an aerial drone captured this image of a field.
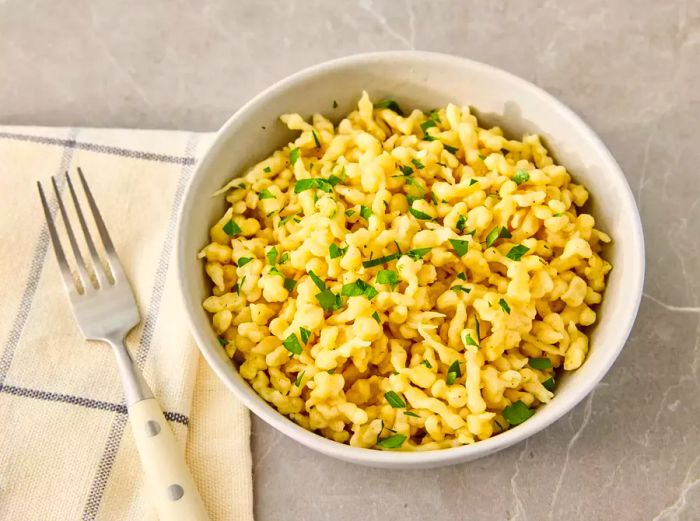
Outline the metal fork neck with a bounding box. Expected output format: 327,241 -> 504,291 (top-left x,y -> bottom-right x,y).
105,334 -> 154,406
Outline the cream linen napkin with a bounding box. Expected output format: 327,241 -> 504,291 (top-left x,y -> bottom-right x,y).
0,127 -> 254,521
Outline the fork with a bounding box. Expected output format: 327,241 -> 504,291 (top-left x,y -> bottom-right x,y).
38,168 -> 209,521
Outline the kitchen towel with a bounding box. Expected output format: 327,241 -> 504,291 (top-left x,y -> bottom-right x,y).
0,127 -> 254,521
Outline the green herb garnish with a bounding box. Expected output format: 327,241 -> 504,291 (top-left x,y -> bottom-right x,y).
259,188 -> 275,200
376,434 -> 407,449
404,411 -> 420,418
263,166 -> 272,173
300,327 -> 311,344
266,247 -> 278,265
406,247 -> 431,260
308,270 -> 326,291
409,207 -> 432,220
362,253 -> 400,268
360,205 -> 373,220
374,99 -> 403,115
421,360 -> 433,369
282,333 -> 303,355
372,311 -> 381,323
469,178 -> 479,186
420,119 -> 437,132
478,154 -> 486,160
217,337 -> 227,347
345,209 -> 356,217
377,269 -> 399,289
385,391 -> 406,408
279,252 -> 289,264
283,278 -> 297,292
312,130 -> 321,148
542,377 -> 555,392
316,289 -> 341,312
451,285 -> 471,293
464,333 -> 479,347
529,357 -> 552,370
446,360 -> 461,385
294,371 -> 305,387
341,279 -> 378,299
499,298 -> 511,314
456,215 -> 467,232
411,158 -> 425,170
294,178 -> 334,194
278,213 -> 298,227
506,245 -> 529,261
449,239 -> 469,257
329,243 -> 347,259
475,317 -> 481,340
444,144 -> 459,154
398,164 -> 413,176
485,226 -> 510,247
289,147 -> 301,165
222,219 -> 241,236
503,400 -> 535,426
513,169 -> 530,185
456,272 -> 467,281
236,257 -> 253,267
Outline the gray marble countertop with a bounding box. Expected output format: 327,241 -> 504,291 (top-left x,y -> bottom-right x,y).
3,1 -> 699,519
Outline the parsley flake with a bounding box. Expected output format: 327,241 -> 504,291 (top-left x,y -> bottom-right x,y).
222,219 -> 241,236
377,269 -> 399,289
542,377 -> 556,392
485,226 -> 511,247
506,245 -> 529,261
259,188 -> 275,200
374,99 -> 403,115
217,337 -> 227,347
503,400 -> 535,426
372,311 -> 381,323
384,391 -> 406,408
362,253 -> 400,268
341,279 -> 378,299
446,360 -> 461,385
406,247 -> 431,260
263,166 -> 272,173
289,147 -> 301,165
283,278 -> 297,292
456,215 -> 467,232
529,357 -> 552,370
411,158 -> 425,170
376,434 -> 407,449
444,144 -> 459,154
409,207 -> 432,220
499,298 -> 511,314
300,327 -> 311,344
513,169 -> 530,185
451,285 -> 471,293
449,239 -> 469,257
404,411 -> 420,418
360,205 -> 373,220
312,130 -> 321,148
282,333 -> 303,355
329,243 -> 347,259
420,119 -> 437,132
236,257 -> 253,267
294,371 -> 305,387
421,359 -> 433,369
266,247 -> 278,265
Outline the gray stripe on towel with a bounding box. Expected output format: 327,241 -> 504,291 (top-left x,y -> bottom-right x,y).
81,133 -> 200,521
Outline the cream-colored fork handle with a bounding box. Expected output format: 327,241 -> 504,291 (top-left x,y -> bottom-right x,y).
129,398 -> 209,520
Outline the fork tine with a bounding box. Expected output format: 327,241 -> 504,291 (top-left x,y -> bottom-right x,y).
65,171 -> 111,286
76,167 -> 117,256
51,176 -> 94,290
37,181 -> 81,294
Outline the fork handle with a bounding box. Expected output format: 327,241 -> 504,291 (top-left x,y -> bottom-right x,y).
129,398 -> 210,520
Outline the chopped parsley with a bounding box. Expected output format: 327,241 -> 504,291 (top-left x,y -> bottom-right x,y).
236,257 -> 253,267
398,164 -> 413,176
217,337 -> 227,347
316,289 -> 341,312
372,311 -> 381,323
421,359 -> 433,369
376,269 -> 399,289
222,219 -> 241,236
384,391 -> 406,408
341,279 -> 378,299
456,272 -> 467,281
464,333 -> 479,347
282,333 -> 303,355
294,371 -> 305,387
278,213 -> 298,227
360,205 -> 373,220
411,158 -> 425,170
236,275 -> 245,295
485,226 -> 511,247
478,154 -> 486,160
308,270 -> 326,291
444,144 -> 459,154
294,178 -> 335,194
345,209 -> 356,217
409,207 -> 432,220
446,360 -> 461,385
449,238 -> 469,257
506,245 -> 529,261
499,298 -> 511,314
542,377 -> 556,392
283,277 -> 297,292
503,400 -> 535,426
376,434 -> 407,449
404,411 -> 420,418
420,119 -> 437,132
513,169 -> 530,185
289,147 -> 301,165
475,317 -> 481,340
279,252 -> 289,264
329,243 -> 347,259
299,327 -> 311,344
263,166 -> 272,173
451,285 -> 471,293
374,99 -> 403,115
259,188 -> 275,200
406,247 -> 431,260
529,357 -> 553,370
266,247 -> 278,265
469,178 -> 479,186
362,253 -> 400,268
456,215 -> 467,232
312,130 -> 321,148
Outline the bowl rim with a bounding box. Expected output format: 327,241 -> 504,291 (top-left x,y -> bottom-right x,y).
176,50 -> 645,466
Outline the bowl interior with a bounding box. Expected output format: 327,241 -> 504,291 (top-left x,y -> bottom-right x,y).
176,52 -> 644,468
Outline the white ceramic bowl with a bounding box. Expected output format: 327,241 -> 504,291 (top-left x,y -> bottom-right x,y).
176,51 -> 644,469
